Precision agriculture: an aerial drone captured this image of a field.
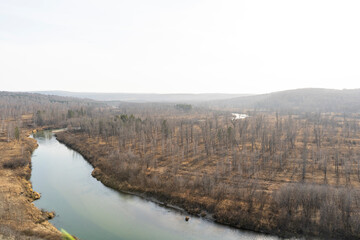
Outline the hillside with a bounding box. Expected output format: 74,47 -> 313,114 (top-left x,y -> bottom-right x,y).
31,91 -> 250,103
207,88 -> 360,113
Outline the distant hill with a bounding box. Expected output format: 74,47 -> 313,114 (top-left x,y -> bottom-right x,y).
0,91 -> 98,105
21,88 -> 360,113
207,88 -> 360,113
0,91 -> 104,124
31,91 -> 250,103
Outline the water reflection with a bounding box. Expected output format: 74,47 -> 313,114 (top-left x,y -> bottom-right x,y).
33,130 -> 53,140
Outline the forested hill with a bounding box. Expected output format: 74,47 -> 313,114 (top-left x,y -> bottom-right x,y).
4,88 -> 360,114
207,88 -> 360,113
0,91 -> 101,115
32,91 -> 249,103
0,92 -> 103,127
0,91 -> 97,104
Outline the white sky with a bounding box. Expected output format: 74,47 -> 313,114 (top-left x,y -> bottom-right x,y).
1,0 -> 360,94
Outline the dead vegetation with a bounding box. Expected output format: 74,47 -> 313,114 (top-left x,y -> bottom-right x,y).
0,125 -> 61,239
2,91 -> 360,239
56,110 -> 360,239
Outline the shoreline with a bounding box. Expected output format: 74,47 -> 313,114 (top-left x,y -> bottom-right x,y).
55,131 -> 304,240
0,129 -> 61,240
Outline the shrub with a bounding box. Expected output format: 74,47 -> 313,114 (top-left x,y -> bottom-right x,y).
3,158 -> 28,169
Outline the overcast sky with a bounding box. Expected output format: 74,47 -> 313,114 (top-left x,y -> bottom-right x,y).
1,1 -> 359,94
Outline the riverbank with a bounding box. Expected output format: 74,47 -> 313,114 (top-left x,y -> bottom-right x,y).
55,131 -> 297,239
0,129 -> 61,239
56,130 -> 360,240
32,130 -> 273,240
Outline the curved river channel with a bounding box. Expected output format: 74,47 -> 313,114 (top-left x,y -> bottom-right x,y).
31,131 -> 281,240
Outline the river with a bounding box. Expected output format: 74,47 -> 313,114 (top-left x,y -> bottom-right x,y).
30,131 -> 280,240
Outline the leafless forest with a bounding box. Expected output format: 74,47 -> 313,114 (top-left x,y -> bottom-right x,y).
2,90 -> 360,239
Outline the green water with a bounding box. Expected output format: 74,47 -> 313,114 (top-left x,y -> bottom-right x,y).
31,132 -> 280,240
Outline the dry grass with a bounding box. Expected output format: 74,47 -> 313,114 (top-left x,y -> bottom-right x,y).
0,125 -> 61,240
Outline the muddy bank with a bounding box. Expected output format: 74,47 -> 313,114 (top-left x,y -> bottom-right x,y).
0,130 -> 61,240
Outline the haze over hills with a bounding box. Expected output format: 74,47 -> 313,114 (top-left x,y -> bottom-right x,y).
207,88 -> 360,113
30,88 -> 360,113
32,91 -> 250,103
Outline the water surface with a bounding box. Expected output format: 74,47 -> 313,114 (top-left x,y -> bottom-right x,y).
31,131 -> 280,240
